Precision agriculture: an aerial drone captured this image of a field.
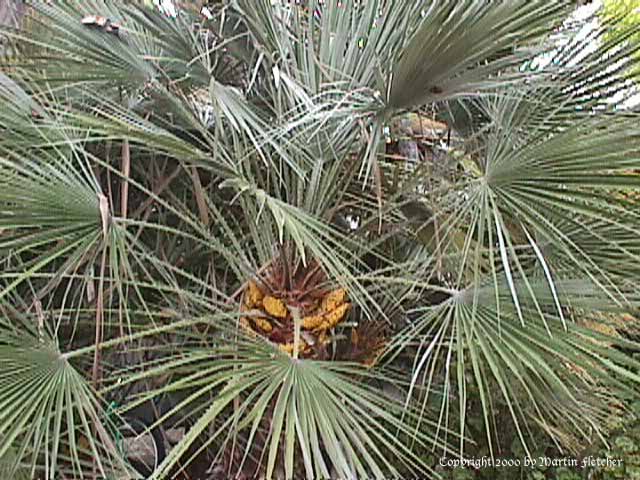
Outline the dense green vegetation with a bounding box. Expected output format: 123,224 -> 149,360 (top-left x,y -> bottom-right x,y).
603,0 -> 640,77
1,1 -> 640,478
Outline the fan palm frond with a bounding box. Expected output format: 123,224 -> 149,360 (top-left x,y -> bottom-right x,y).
0,317 -> 131,479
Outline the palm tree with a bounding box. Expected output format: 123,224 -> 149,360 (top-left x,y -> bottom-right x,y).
1,1 -> 640,479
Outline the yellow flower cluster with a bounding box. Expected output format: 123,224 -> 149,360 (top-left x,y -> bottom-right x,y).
239,281 -> 351,357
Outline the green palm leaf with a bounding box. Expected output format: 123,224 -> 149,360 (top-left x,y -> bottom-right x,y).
0,320 -> 131,479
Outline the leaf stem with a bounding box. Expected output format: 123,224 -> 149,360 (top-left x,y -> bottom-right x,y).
290,306 -> 301,360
